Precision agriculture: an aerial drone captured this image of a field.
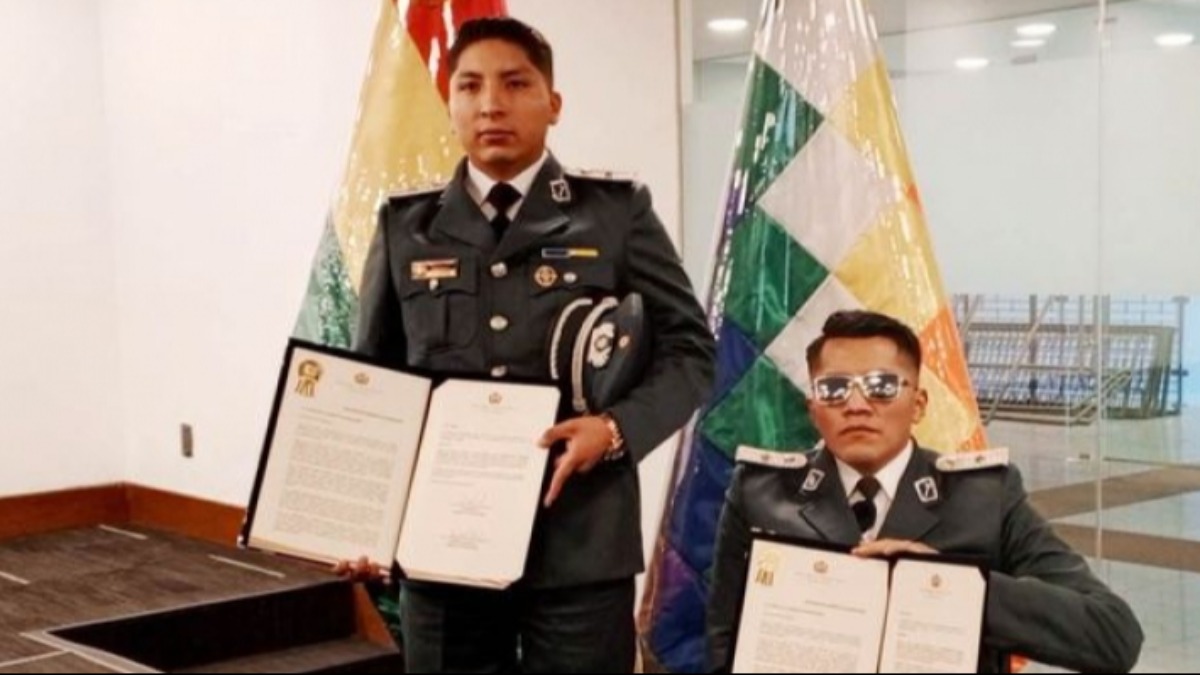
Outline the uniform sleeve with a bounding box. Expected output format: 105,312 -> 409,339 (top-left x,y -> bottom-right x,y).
608,183 -> 716,462
706,467 -> 753,673
354,205 -> 408,367
985,466 -> 1144,673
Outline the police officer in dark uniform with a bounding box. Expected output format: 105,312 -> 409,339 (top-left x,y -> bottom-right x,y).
706,311 -> 1143,674
353,17 -> 715,674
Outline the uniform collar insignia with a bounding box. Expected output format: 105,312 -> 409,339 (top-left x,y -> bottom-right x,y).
550,178 -> 572,204
802,469 -> 826,494
915,476 -> 940,505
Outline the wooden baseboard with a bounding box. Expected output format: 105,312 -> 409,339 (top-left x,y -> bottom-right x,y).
0,485 -> 129,540
0,484 -> 246,547
124,485 -> 246,547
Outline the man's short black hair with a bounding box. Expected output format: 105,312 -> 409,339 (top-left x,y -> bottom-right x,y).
448,17 -> 555,85
805,310 -> 924,373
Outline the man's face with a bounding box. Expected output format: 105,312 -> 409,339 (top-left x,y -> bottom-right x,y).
807,337 -> 928,475
449,38 -> 561,181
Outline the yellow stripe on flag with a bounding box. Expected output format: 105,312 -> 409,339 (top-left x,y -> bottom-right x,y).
834,196 -> 944,334
333,0 -> 464,292
917,368 -> 978,453
826,57 -> 917,194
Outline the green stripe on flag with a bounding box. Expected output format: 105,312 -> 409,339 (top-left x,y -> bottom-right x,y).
294,216 -> 358,348
737,58 -> 824,203
724,207 -> 829,348
700,357 -> 819,460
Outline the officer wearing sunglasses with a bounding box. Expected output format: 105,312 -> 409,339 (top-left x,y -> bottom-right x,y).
706,310 -> 1142,674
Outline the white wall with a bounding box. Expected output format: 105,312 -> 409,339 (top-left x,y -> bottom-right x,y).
682,62 -> 746,293
0,0 -> 124,495
101,0 -> 378,505
1100,49 -> 1200,295
897,59 -> 1103,295
517,0 -> 683,230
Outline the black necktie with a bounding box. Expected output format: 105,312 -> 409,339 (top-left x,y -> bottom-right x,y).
486,182 -> 522,241
852,477 -> 882,534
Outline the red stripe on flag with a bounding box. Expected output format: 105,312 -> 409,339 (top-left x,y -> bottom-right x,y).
402,0 -> 509,102
451,0 -> 508,29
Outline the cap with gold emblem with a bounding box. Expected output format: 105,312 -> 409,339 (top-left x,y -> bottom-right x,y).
548,293 -> 651,414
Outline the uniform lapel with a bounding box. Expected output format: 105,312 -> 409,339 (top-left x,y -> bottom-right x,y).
491,155 -> 571,264
796,451 -> 862,547
878,446 -> 943,543
428,161 -> 494,250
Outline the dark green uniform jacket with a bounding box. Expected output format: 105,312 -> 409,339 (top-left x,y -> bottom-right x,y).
357,155 -> 716,589
707,447 -> 1144,673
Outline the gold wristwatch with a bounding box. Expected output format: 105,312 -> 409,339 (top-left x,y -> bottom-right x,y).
600,413 -> 627,462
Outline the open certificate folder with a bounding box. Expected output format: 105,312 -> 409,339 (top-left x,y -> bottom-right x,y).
242,340 -> 561,590
732,537 -> 988,674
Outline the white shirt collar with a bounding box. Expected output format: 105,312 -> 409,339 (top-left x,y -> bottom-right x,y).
835,441 -> 914,503
465,150 -> 549,218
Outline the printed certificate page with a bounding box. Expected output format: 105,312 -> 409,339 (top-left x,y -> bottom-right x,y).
878,559 -> 986,674
395,379 -> 560,589
733,540 -> 890,673
248,346 -> 431,568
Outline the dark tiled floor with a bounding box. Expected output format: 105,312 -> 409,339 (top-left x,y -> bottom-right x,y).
0,525 -> 332,671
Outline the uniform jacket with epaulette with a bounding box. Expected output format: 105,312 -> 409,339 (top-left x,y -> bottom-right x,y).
356,155 -> 716,589
706,447 -> 1144,674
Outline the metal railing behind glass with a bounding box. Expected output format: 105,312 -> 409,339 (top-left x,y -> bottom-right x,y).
955,295 -> 1188,425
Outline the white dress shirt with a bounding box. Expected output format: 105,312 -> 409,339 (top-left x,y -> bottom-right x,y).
465,150 -> 550,221
835,442 -> 914,543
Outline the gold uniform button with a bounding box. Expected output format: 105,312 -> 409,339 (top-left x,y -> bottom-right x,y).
491,263 -> 508,279
491,366 -> 509,379
534,265 -> 559,288
490,316 -> 510,332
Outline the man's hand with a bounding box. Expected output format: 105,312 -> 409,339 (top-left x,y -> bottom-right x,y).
852,539 -> 939,559
539,416 -> 615,508
333,556 -> 389,583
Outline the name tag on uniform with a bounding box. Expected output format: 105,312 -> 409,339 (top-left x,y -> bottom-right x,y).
411,259 -> 460,281
542,247 -> 600,260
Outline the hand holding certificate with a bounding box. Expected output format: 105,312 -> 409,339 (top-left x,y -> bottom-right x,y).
732,537 -> 987,674
242,340 -> 560,590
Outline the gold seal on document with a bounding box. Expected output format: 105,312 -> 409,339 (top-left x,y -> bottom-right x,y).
354,372 -> 371,386
754,551 -> 781,588
296,360 -> 323,398
489,392 -> 504,406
